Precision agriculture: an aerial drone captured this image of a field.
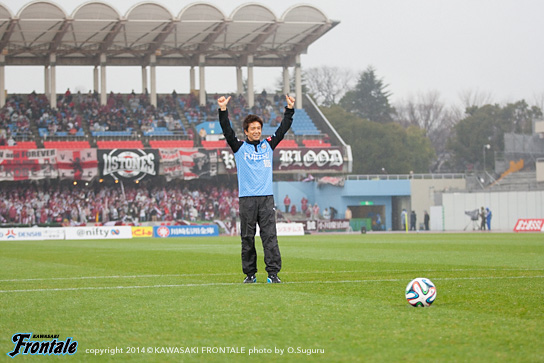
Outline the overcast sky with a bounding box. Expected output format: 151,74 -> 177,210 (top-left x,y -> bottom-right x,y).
2,0 -> 543,106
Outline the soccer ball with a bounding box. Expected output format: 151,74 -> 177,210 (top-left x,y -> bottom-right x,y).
405,277 -> 437,307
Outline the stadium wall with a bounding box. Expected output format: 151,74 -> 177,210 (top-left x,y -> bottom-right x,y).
442,191 -> 544,231
410,178 -> 466,230
274,179 -> 411,231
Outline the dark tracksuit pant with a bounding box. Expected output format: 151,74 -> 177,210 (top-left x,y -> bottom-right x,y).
239,195 -> 281,276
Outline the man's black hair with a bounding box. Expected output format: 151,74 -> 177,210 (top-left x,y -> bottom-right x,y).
242,114 -> 263,131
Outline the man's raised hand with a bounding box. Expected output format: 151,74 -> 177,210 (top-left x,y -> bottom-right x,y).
218,96 -> 231,111
285,95 -> 295,109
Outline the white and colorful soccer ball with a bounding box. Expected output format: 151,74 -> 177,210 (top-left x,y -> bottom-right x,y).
405,277 -> 437,307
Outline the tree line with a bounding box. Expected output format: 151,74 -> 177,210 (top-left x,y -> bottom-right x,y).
297,66 -> 543,175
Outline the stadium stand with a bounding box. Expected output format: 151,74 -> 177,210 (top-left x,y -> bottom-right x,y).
0,89 -> 331,153
291,109 -> 321,135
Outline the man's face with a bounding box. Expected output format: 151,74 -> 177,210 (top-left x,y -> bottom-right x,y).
244,121 -> 262,142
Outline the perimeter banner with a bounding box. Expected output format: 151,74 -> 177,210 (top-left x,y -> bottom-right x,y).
64,226 -> 133,240
513,219 -> 544,232
153,225 -> 219,238
0,149 -> 58,181
0,227 -> 65,241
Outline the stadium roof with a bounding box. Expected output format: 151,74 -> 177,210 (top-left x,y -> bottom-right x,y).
0,1 -> 339,68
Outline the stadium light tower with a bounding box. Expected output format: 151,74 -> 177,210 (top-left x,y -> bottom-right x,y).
483,144 -> 491,172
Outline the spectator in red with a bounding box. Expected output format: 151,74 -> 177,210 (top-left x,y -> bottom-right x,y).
283,194 -> 291,214
301,197 -> 308,214
290,204 -> 296,216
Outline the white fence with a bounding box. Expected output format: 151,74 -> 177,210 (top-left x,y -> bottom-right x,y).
442,191 -> 544,231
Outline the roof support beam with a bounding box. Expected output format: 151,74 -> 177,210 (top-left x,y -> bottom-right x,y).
245,22 -> 278,54
48,19 -> 71,53
0,19 -> 16,53
143,21 -> 176,66
191,21 -> 229,66
0,55 -> 5,107
98,20 -> 124,62
292,22 -> 337,55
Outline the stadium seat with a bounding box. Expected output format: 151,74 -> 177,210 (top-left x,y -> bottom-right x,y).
201,140 -> 227,149
92,131 -> 133,137
143,127 -> 174,136
96,140 -> 144,149
275,139 -> 299,149
302,139 -> 331,148
0,141 -> 38,149
43,141 -> 91,149
148,140 -> 194,148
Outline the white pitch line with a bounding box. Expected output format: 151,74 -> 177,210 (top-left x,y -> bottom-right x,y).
0,270 -> 360,282
0,275 -> 543,294
1,268 -> 542,283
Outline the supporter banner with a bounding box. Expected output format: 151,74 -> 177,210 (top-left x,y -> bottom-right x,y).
513,219 -> 544,232
317,176 -> 345,187
0,228 -> 65,241
0,149 -> 58,181
159,148 -> 217,180
153,225 -> 219,238
276,148 -> 344,171
131,226 -> 154,238
57,149 -> 98,181
98,149 -> 159,181
220,147 -> 344,173
65,226 -> 133,240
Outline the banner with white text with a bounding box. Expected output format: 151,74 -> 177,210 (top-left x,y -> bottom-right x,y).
153,225 -> 219,238
0,227 -> 65,241
98,149 -> 160,181
220,147 -> 344,173
0,149 -> 58,181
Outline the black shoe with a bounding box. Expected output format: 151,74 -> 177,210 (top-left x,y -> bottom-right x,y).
267,274 -> 281,283
243,275 -> 257,283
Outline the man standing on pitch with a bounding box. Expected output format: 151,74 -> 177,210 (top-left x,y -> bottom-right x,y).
218,94 -> 295,284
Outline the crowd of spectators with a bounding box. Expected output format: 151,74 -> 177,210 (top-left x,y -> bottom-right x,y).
0,94 -> 33,144
36,90 -> 84,136
1,89 -> 189,143
0,181 -> 239,229
0,89 -> 295,148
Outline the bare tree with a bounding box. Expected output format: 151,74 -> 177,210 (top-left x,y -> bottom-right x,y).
394,91 -> 459,171
458,88 -> 494,109
532,91 -> 544,113
395,90 -> 446,133
303,66 -> 354,106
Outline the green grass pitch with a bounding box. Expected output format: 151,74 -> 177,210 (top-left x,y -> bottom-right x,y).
1,233 -> 543,362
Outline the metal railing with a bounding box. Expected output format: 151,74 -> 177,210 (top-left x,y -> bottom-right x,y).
346,173 -> 465,181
